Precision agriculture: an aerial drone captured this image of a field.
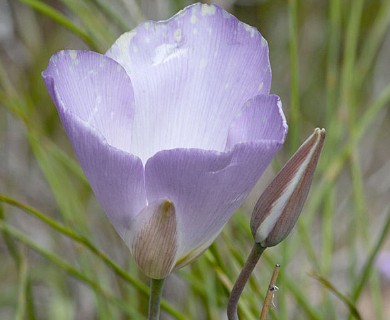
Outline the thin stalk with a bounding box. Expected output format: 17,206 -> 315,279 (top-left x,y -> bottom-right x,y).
16,248 -> 28,320
348,152 -> 383,320
325,0 -> 341,157
259,264 -> 280,320
227,244 -> 266,320
321,188 -> 335,275
148,278 -> 165,320
287,0 -> 300,150
0,203 -> 21,266
325,0 -> 341,123
339,0 -> 364,125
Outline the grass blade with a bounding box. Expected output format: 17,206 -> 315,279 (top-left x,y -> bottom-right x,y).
311,273 -> 362,320
18,0 -> 98,50
351,208 -> 390,302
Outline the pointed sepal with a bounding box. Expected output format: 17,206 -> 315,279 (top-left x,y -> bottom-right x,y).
130,199 -> 178,279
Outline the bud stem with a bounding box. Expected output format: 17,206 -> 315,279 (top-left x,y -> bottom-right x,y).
148,278 -> 165,320
227,244 -> 266,320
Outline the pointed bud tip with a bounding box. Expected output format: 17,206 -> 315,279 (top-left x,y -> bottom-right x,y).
314,127 -> 326,138
161,200 -> 175,216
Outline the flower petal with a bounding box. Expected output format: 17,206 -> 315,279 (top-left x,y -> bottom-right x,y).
226,95 -> 288,149
42,51 -> 146,237
144,94 -> 286,263
43,50 -> 135,153
106,3 -> 271,163
144,144 -> 283,263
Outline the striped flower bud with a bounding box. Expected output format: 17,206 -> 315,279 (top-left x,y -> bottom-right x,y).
251,128 -> 326,247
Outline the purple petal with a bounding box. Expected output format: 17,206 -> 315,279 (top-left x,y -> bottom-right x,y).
106,3 -> 271,163
145,144 -> 281,262
42,50 -> 135,153
42,51 -> 146,236
145,95 -> 286,262
226,95 -> 288,149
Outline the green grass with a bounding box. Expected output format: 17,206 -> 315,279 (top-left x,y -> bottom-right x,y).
1,0 -> 390,319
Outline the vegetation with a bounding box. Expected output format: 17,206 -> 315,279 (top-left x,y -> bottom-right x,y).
1,0 -> 390,318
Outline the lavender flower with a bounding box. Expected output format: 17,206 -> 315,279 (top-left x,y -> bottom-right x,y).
42,3 -> 287,279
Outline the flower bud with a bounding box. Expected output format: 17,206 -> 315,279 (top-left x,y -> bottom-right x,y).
130,199 -> 178,279
251,128 -> 326,247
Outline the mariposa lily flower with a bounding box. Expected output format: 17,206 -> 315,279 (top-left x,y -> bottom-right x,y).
42,3 -> 287,279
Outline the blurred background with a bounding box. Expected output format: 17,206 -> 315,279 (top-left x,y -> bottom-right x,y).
1,0 -> 390,319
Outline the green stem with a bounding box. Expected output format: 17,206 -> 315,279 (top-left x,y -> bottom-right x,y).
227,244 -> 266,320
148,278 -> 165,320
288,0 -> 300,150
